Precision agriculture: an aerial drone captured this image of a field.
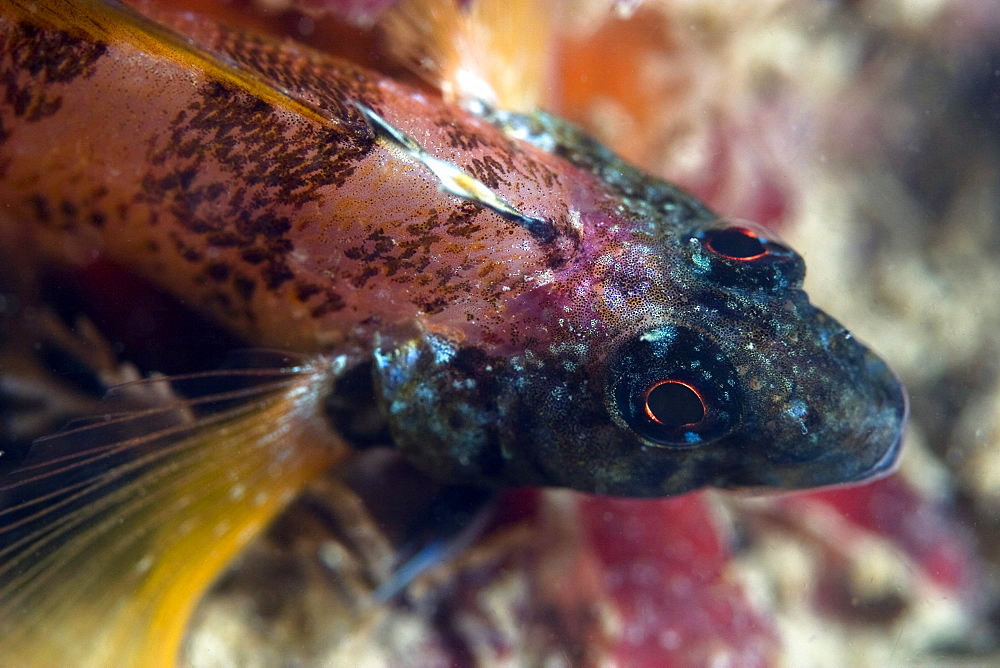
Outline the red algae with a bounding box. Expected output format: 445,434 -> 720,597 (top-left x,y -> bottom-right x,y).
580,494 -> 779,666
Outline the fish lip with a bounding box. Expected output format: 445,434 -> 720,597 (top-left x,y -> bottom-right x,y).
721,426 -> 905,496
845,361 -> 910,484
817,371 -> 909,489
816,332 -> 909,486
849,422 -> 905,484
850,365 -> 910,484
757,426 -> 906,494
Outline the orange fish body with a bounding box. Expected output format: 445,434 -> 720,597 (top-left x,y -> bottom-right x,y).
0,0 -> 580,355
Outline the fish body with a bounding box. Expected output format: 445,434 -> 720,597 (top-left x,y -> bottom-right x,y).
0,0 -> 904,493
0,2 -> 578,354
0,0 -> 907,664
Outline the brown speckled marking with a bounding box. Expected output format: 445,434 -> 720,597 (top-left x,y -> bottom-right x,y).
24,190 -> 109,235
309,289 -> 345,318
233,273 -> 256,302
340,201 -> 511,313
466,156 -> 510,190
441,122 -> 489,152
0,23 -> 106,127
214,27 -> 381,124
122,19 -> 399,325
169,17 -> 581,317
437,116 -> 562,192
2,3 -> 587,351
138,76 -> 371,318
0,23 -> 112,229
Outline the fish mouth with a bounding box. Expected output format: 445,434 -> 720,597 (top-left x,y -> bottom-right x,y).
805,318 -> 910,488
846,373 -> 909,484
826,328 -> 910,486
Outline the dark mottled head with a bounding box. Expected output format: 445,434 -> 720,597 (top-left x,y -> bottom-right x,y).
373,218 -> 906,498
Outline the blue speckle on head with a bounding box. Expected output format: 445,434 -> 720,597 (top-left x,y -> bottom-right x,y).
689,238 -> 711,273
374,342 -> 421,393
786,399 -> 810,434
788,400 -> 808,419
640,325 -> 677,345
684,432 -> 701,444
427,335 -> 457,365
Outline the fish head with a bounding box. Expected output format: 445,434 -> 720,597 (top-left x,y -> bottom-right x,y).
373,218 -> 906,497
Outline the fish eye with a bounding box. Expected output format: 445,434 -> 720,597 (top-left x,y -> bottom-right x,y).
692,221 -> 805,290
644,380 -> 706,428
618,376 -> 715,446
703,226 -> 768,261
607,327 -> 741,448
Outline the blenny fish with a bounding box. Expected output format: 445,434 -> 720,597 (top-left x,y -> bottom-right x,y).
0,0 -> 906,664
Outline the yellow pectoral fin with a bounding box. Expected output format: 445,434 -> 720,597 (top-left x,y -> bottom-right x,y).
0,358 -> 346,668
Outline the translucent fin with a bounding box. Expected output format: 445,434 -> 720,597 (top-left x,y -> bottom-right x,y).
374,485 -> 495,602
0,356 -> 347,667
380,0 -> 552,112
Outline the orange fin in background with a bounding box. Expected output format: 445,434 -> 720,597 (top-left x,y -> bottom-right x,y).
379,0 -> 553,112
0,357 -> 346,667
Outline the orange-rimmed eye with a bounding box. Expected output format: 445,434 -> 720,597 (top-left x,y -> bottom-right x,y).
692,222 -> 805,292
643,380 -> 706,428
607,327 -> 741,448
703,227 -> 768,261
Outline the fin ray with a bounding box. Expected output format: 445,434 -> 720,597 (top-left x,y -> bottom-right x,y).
0,357 -> 346,667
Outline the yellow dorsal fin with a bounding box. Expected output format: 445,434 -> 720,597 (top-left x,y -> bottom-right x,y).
379,0 -> 552,112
